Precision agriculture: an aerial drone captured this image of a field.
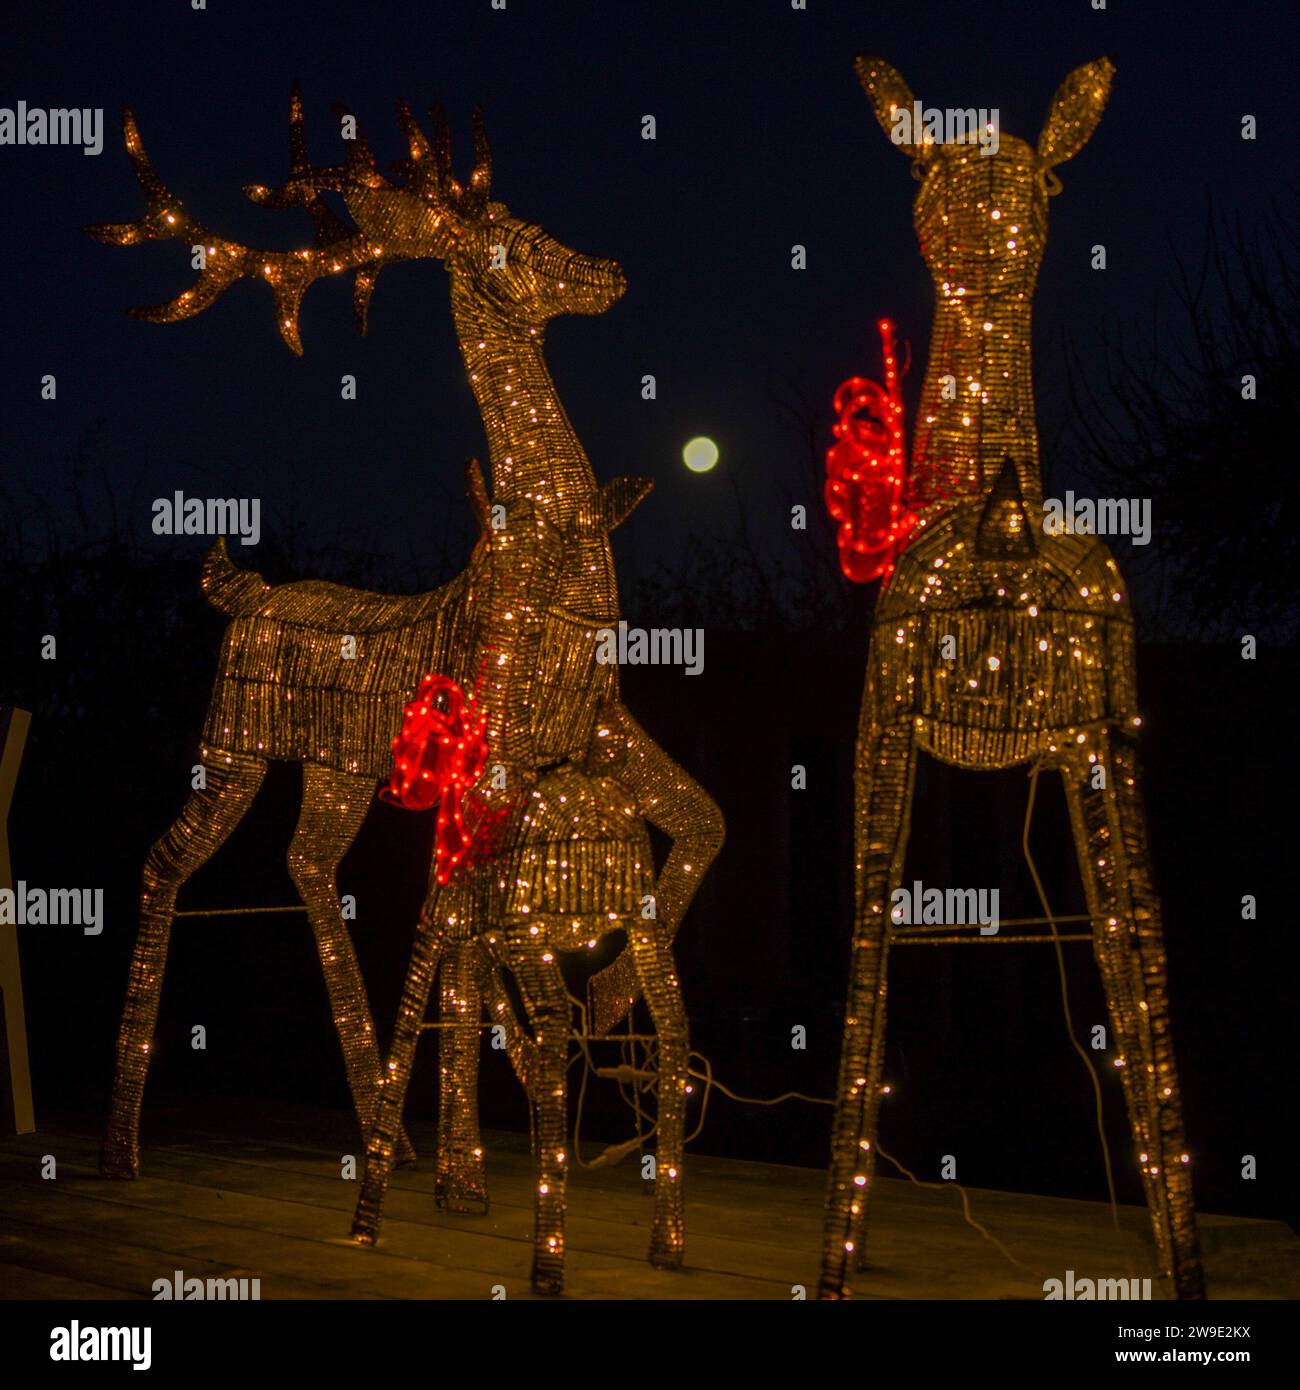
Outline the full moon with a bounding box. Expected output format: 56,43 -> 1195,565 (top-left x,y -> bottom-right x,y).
683,436 -> 719,473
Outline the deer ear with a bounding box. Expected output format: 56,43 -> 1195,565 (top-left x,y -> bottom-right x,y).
1038,57 -> 1115,168
600,475 -> 654,531
854,55 -> 923,158
465,456 -> 491,534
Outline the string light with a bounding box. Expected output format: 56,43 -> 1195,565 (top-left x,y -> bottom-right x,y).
381,671 -> 515,884
825,319 -> 915,582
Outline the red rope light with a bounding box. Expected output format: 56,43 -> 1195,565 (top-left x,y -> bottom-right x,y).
381,671 -> 511,884
825,318 -> 914,584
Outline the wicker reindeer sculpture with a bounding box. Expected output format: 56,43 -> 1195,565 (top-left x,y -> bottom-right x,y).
820,57 -> 1204,1300
90,89 -> 723,1293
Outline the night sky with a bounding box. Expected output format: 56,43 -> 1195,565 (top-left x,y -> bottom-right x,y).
3,0 -> 1290,581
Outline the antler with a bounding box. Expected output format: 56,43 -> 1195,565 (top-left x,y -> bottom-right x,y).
87,86 -> 411,354
393,99 -> 492,217
88,87 -> 496,354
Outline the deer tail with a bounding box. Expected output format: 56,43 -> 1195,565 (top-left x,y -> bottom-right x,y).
201,538 -> 269,615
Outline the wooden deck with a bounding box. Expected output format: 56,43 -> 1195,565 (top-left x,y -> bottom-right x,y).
1,1106 -> 1295,1300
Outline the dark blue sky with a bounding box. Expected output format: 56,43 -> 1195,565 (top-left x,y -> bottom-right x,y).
1,0 -> 1289,589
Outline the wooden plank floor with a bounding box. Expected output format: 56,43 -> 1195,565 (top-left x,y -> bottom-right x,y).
1,1105 -> 1295,1300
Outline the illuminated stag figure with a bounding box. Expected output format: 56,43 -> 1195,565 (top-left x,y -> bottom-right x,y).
90,88 -> 723,1293
821,57 -> 1204,1299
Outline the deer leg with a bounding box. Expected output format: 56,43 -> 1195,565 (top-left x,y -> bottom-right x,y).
491,931 -> 571,1295
102,749 -> 266,1178
289,765 -> 414,1166
588,704 -> 724,1036
351,883 -> 452,1245
476,947 -> 537,1097
1062,733 -> 1205,1299
820,719 -> 916,1299
434,939 -> 488,1212
852,983 -> 890,1273
430,944 -> 537,1212
627,916 -> 689,1269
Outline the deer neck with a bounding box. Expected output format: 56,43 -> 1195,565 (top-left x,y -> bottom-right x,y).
452,290 -> 597,526
912,276 -> 1042,514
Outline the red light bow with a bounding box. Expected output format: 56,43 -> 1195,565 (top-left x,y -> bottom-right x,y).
825,318 -> 915,584
382,671 -> 508,885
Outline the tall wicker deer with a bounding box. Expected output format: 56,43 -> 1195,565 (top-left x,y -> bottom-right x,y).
89,90 -> 723,1292
820,56 -> 1204,1300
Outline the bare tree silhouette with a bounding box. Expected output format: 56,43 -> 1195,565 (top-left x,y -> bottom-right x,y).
1062,191 -> 1300,643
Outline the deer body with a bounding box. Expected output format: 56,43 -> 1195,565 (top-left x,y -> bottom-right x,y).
821,57 -> 1204,1300
92,89 -> 723,1293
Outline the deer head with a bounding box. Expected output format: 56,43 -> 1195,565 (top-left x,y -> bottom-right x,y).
852,55 -> 1114,512
86,85 -> 625,355
855,55 -> 1114,301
